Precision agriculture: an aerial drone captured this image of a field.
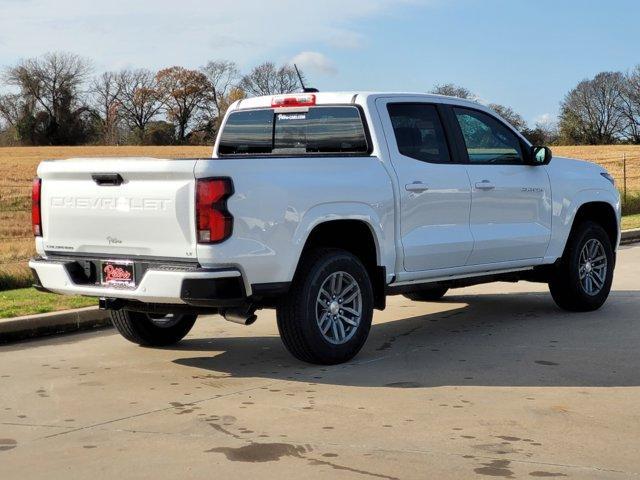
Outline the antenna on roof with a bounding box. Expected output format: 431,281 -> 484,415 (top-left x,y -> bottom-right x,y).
294,64 -> 319,93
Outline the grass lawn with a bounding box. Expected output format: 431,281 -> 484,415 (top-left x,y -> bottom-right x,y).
0,288 -> 96,319
622,213 -> 640,231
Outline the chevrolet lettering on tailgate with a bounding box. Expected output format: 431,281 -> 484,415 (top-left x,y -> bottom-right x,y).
50,197 -> 171,211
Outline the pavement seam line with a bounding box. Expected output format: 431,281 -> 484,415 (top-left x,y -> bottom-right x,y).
40,381 -> 276,439
1,421 -> 77,430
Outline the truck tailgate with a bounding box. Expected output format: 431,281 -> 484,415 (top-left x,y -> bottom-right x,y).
37,158 -> 199,260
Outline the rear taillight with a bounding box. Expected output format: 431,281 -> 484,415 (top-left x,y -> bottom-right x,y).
196,178 -> 233,243
32,177 -> 42,237
271,93 -> 316,108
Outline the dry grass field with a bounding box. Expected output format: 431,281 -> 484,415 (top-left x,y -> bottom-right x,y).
553,145 -> 640,190
0,145 -> 638,291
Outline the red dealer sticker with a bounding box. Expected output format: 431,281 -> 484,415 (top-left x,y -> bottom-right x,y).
101,260 -> 135,288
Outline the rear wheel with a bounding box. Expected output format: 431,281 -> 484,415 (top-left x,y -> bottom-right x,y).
403,286 -> 449,302
276,248 -> 373,365
110,310 -> 197,346
549,221 -> 614,312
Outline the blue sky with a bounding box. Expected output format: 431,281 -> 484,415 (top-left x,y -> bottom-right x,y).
1,0 -> 638,125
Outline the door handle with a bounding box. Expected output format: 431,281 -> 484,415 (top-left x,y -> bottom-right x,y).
475,180 -> 495,191
405,181 -> 429,192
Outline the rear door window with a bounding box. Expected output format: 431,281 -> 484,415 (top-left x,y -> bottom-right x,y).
387,103 -> 451,163
218,106 -> 369,156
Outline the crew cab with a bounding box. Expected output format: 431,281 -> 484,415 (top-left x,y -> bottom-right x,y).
29,92 -> 621,364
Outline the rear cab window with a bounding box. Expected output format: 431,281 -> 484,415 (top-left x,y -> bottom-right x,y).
218,106 -> 369,156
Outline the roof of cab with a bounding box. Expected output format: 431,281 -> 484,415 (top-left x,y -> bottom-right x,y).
232,91 -> 484,111
225,91 -> 531,147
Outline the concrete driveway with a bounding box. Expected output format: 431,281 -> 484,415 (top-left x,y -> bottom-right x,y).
1,245 -> 639,479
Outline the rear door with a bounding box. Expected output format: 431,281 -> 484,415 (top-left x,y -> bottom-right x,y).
377,99 -> 473,271
448,106 -> 552,265
38,159 -> 198,260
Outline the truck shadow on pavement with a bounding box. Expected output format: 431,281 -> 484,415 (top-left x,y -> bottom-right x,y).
172,290 -> 640,388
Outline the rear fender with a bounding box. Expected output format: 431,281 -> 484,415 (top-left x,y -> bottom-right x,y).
290,202 -> 393,282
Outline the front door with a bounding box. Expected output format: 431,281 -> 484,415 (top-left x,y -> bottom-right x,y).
377,100 -> 474,272
450,106 -> 552,265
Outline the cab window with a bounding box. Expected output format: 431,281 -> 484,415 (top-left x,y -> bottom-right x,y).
218,106 -> 368,156
387,103 -> 451,163
453,108 -> 524,164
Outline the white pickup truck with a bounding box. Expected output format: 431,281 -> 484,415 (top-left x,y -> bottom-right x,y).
29,92 -> 621,364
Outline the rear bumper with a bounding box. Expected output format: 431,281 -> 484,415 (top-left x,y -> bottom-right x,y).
29,257 -> 246,307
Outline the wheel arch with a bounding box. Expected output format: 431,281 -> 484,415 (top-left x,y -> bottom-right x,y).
546,189 -> 621,262
294,217 -> 387,310
570,201 -> 619,249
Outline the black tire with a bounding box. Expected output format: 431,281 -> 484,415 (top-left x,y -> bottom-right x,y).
110,310 -> 197,346
276,248 -> 374,365
549,221 -> 614,312
403,286 -> 449,302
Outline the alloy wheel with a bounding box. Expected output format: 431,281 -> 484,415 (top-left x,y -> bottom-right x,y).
578,239 -> 607,296
315,271 -> 362,345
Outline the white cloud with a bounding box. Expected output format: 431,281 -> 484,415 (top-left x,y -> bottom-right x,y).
0,0 -> 427,72
290,51 -> 337,75
534,113 -> 556,126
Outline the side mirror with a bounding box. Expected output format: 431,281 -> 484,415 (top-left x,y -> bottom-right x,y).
530,145 -> 552,165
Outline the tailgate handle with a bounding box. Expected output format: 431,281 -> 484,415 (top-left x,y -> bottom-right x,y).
92,173 -> 124,186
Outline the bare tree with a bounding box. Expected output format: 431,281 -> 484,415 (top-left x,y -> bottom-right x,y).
431,83 -> 476,100
559,72 -> 626,144
488,103 -> 528,132
201,60 -> 240,121
0,94 -> 25,127
620,65 -> 640,143
239,62 -> 302,96
523,120 -> 559,145
155,66 -> 212,142
0,94 -> 26,145
2,52 -> 92,144
215,87 -> 246,116
90,72 -> 122,144
115,69 -> 163,141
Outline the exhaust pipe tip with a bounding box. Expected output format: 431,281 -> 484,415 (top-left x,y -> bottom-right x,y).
222,306 -> 257,326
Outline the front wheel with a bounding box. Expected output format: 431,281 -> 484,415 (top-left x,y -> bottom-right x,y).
549,221 -> 614,312
110,310 -> 197,346
277,248 -> 374,365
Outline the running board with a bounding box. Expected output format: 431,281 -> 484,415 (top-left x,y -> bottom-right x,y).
387,266 -> 534,291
